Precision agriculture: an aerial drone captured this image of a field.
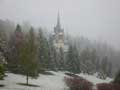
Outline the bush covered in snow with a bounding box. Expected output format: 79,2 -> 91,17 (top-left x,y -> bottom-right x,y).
64,76 -> 93,90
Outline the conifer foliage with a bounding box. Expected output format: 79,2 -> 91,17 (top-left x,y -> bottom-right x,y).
66,45 -> 80,73
6,24 -> 24,73
114,70 -> 120,84
0,24 -> 7,80
37,28 -> 51,71
20,27 -> 39,85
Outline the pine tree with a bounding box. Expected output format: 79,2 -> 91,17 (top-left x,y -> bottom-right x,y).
6,24 -> 24,73
80,48 -> 98,74
89,49 -> 97,74
0,64 -> 5,80
114,70 -> 120,84
100,56 -> 108,79
48,34 -> 58,70
20,27 -> 39,85
37,28 -> 50,71
66,45 -> 80,73
0,25 -> 7,80
0,52 -> 5,80
80,48 -> 91,74
107,62 -> 112,77
58,48 -> 65,70
96,59 -> 100,72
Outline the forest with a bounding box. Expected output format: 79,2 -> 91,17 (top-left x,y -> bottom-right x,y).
0,19 -> 120,90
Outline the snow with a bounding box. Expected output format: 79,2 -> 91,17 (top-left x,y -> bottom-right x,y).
77,73 -> 113,85
0,71 -> 112,90
0,71 -> 68,90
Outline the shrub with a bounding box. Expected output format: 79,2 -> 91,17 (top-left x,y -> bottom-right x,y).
64,76 -> 93,90
113,84 -> 120,90
97,83 -> 120,90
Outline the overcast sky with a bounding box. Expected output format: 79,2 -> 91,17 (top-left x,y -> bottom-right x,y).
0,0 -> 120,50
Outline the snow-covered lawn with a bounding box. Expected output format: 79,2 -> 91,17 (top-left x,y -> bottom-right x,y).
0,71 -> 68,90
0,71 -> 112,90
77,73 -> 112,85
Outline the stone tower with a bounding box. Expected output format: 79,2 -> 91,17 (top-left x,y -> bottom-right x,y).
53,13 -> 65,52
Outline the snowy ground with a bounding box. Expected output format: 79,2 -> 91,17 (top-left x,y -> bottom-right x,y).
77,73 -> 112,85
0,71 -> 112,90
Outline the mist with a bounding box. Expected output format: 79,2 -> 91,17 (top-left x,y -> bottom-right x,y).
0,0 -> 120,50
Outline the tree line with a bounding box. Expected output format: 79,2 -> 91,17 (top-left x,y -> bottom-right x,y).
0,23 -> 113,84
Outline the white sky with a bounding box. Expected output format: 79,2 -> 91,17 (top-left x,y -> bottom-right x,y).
0,0 -> 120,49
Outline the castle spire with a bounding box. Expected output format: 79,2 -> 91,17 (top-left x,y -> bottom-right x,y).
57,12 -> 61,28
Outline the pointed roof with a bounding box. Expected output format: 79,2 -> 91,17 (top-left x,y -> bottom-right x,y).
56,12 -> 61,28
54,12 -> 64,33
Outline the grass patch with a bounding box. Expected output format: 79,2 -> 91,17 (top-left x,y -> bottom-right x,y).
0,84 -> 5,87
17,83 -> 40,87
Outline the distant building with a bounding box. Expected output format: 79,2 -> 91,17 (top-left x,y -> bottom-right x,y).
52,13 -> 68,52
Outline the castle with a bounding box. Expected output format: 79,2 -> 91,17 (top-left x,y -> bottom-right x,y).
52,13 -> 68,52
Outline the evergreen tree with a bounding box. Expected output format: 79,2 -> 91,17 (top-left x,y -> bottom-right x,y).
0,64 -> 5,80
0,28 -> 7,52
89,49 -> 97,74
107,62 -> 112,77
58,48 -> 65,70
0,25 -> 7,80
66,45 -> 80,73
80,48 -> 91,74
20,27 -> 39,85
100,56 -> 108,79
80,48 -> 98,74
37,28 -> 50,71
6,24 -> 24,73
96,58 -> 100,72
48,34 -> 58,70
114,70 -> 120,84
0,52 -> 5,80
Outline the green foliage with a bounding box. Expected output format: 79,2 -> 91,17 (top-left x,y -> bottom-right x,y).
100,56 -> 108,79
58,48 -> 65,70
107,62 -> 112,77
114,70 -> 120,84
66,45 -> 80,73
20,27 -> 39,84
80,48 -> 95,74
37,28 -> 51,70
0,64 -> 5,80
0,24 -> 6,80
48,42 -> 58,70
6,24 -> 23,73
0,28 -> 7,51
80,48 -> 91,73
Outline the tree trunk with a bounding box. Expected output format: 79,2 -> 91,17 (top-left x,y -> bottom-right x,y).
26,75 -> 29,85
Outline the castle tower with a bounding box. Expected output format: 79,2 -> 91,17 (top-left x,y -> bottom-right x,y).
53,13 -> 65,52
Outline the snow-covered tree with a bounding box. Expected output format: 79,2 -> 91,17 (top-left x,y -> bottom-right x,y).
58,48 -> 65,70
114,70 -> 120,84
99,56 -> 108,79
66,44 -> 80,73
48,34 -> 58,70
37,28 -> 51,71
80,48 -> 91,74
6,24 -> 24,73
107,62 -> 112,77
